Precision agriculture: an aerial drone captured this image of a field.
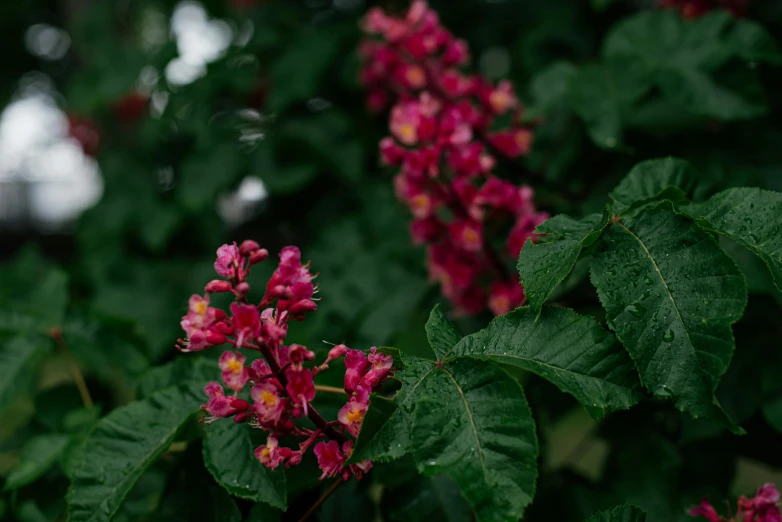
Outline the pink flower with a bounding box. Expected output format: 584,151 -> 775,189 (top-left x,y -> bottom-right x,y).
250,358 -> 272,381
689,499 -> 720,522
214,243 -> 241,278
260,307 -> 288,342
449,219 -> 483,253
380,137 -> 405,166
480,80 -> 517,115
314,440 -> 345,479
442,38 -> 468,66
341,440 -> 373,481
180,295 -> 220,337
410,216 -> 445,245
338,386 -> 370,437
344,350 -> 371,394
265,247 -> 314,301
451,285 -> 486,316
393,62 -> 427,89
507,211 -> 549,258
230,302 -> 261,347
390,101 -> 423,145
287,344 -> 316,366
285,367 -> 315,413
251,382 -> 289,425
218,351 -> 250,393
361,348 -> 394,389
488,280 -> 525,316
255,436 -> 293,470
488,129 -> 533,158
201,382 -> 248,422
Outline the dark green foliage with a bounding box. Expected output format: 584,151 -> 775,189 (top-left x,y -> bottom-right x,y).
2,0 -> 782,520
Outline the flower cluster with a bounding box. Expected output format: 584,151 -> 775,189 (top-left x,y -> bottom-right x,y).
690,483 -> 781,522
358,0 -> 548,316
178,241 -> 394,481
659,0 -> 748,18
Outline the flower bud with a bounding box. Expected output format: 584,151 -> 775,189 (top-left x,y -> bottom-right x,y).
206,331 -> 227,346
231,398 -> 250,411
249,249 -> 269,265
205,280 -> 232,293
233,412 -> 249,423
214,322 -> 233,335
328,344 -> 348,361
239,240 -> 261,256
236,282 -> 251,295
288,299 -> 317,315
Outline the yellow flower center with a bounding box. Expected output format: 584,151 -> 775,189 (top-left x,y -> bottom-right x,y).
227,359 -> 243,373
406,66 -> 426,87
491,295 -> 510,314
462,227 -> 479,246
260,391 -> 278,407
261,448 -> 271,458
411,194 -> 430,212
346,407 -> 364,424
515,130 -> 531,149
194,301 -> 207,315
490,91 -> 510,113
397,123 -> 417,144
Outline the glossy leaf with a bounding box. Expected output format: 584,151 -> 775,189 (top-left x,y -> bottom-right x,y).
66,385 -> 203,522
610,158 -> 699,216
350,356 -> 434,462
590,205 -> 747,420
518,211 -> 609,309
3,434 -> 70,491
425,305 -> 462,360
604,11 -> 779,121
202,420 -> 287,509
0,335 -> 50,414
385,475 -> 471,522
586,505 -> 646,522
683,188 -> 782,292
450,307 -> 642,418
412,359 -> 538,522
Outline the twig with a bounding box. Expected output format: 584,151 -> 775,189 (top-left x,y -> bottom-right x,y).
50,327 -> 93,408
314,384 -> 347,395
257,341 -> 349,443
298,478 -> 344,522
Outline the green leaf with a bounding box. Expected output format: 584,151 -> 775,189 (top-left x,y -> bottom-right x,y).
348,394 -> 398,464
28,269 -> 69,328
586,505 -> 647,522
202,421 -> 287,509
411,359 -> 538,522
66,385 -> 204,522
567,61 -> 649,149
450,307 -> 642,418
610,158 -> 699,216
350,356 -> 434,462
518,211 -> 609,309
385,475 -> 471,522
0,335 -> 50,414
682,188 -> 782,292
603,11 -> 776,121
137,356 -> 219,398
246,503 -> 282,522
590,205 -> 747,421
3,434 -> 70,490
424,305 -> 461,360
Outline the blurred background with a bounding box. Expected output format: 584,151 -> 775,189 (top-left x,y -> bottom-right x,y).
2,0 -> 782,521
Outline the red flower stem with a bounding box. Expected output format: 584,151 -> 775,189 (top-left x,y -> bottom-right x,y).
298,478 -> 344,522
257,341 -> 348,444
